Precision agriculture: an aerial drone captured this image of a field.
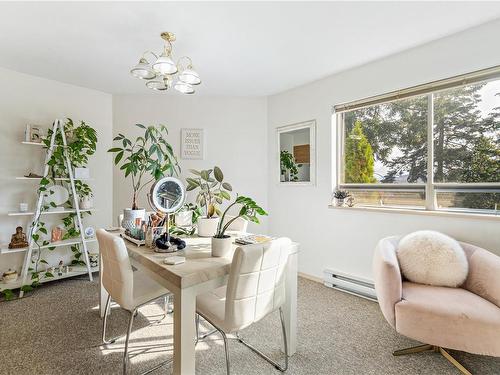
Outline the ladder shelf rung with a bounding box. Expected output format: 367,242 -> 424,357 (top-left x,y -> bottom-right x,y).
7,209 -> 96,216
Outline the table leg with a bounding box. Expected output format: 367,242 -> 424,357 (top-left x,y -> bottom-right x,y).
283,248 -> 298,356
173,286 -> 197,375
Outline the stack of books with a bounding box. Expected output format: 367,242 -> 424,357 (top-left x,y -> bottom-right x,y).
235,235 -> 273,245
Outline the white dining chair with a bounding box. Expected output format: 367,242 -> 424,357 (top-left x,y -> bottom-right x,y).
96,229 -> 173,374
195,237 -> 292,374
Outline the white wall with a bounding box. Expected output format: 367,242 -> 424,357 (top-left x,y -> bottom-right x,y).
112,95 -> 268,232
0,67 -> 113,272
267,19 -> 500,281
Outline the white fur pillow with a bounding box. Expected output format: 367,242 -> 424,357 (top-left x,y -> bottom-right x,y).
396,230 -> 468,287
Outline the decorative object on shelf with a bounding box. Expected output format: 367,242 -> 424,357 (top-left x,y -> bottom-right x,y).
24,172 -> 43,178
277,120 -> 316,185
2,269 -> 18,283
79,193 -> 93,209
74,167 -> 90,179
8,227 -> 29,249
43,185 -> 69,207
25,124 -> 44,143
147,176 -> 186,253
57,260 -> 64,276
181,128 -> 204,159
346,195 -> 355,207
108,124 -> 180,228
88,253 -> 99,268
51,226 -> 63,242
333,189 -> 351,207
130,31 -> 201,94
186,167 -> 232,237
84,226 -> 95,238
212,195 -> 267,257
19,202 -> 28,212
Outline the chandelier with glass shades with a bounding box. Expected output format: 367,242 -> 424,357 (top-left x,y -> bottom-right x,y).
130,31 -> 201,94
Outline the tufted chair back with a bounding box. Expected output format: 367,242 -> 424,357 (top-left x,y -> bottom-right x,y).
96,229 -> 135,311
224,237 -> 291,332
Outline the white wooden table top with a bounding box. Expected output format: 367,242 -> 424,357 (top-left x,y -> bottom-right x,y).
117,232 -> 298,289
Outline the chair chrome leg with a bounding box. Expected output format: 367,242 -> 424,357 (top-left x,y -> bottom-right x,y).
102,295 -> 116,345
235,307 -> 288,372
167,294 -> 173,313
195,313 -> 200,345
123,308 -> 136,375
220,330 -> 231,375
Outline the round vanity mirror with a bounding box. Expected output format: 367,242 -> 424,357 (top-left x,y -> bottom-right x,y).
149,177 -> 186,213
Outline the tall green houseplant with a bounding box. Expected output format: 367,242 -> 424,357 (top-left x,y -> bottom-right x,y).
108,124 -> 180,210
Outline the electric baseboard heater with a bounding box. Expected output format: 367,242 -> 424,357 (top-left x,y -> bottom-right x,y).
323,268 -> 377,302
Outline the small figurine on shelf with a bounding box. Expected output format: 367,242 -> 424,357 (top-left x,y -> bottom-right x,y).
51,227 -> 63,242
8,226 -> 29,249
57,260 -> 64,276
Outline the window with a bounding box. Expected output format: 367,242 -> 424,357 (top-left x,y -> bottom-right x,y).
335,66 -> 500,215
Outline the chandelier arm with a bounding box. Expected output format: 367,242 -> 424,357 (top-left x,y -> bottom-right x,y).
142,50 -> 158,63
177,56 -> 194,71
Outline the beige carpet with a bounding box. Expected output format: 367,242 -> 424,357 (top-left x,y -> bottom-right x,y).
1,276 -> 499,375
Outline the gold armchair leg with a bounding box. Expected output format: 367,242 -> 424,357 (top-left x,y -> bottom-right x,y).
439,347 -> 472,375
392,344 -> 472,375
393,344 -> 434,356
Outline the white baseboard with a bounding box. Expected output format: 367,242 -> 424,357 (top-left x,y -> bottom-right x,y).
298,272 -> 323,283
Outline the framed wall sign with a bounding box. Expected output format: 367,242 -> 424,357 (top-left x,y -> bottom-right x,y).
181,128 -> 205,160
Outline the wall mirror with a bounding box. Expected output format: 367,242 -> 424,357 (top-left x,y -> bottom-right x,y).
277,120 -> 316,185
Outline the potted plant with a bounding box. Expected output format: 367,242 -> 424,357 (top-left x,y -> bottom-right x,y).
212,195 -> 268,257
333,189 -> 351,207
186,166 -> 232,237
77,181 -> 94,209
108,124 -> 180,229
280,150 -> 301,182
175,203 -> 202,227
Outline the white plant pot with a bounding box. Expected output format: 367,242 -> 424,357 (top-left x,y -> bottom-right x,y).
122,208 -> 146,229
175,211 -> 193,227
211,236 -> 233,257
335,198 -> 345,207
79,196 -> 93,210
197,217 -> 219,237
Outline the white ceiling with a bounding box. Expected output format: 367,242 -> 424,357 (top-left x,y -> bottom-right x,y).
0,2 -> 499,96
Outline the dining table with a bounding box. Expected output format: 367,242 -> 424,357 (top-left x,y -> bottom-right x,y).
99,231 -> 299,375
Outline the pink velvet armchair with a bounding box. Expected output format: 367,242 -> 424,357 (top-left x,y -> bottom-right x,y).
373,236 -> 500,375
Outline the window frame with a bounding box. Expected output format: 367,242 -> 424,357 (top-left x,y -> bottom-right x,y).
334,66 -> 500,216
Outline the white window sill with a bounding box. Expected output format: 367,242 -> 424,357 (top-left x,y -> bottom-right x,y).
328,205 -> 500,221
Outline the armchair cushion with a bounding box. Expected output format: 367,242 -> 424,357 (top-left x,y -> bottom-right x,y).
396,231 -> 468,287
396,281 -> 500,357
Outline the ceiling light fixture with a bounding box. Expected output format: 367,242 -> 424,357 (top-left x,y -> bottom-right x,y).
130,32 -> 201,94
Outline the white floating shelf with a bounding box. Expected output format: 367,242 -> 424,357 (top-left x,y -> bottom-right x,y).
39,237 -> 97,249
0,265 -> 98,291
0,246 -> 29,255
15,177 -> 93,181
7,208 -> 97,217
0,237 -> 96,254
21,141 -> 44,146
